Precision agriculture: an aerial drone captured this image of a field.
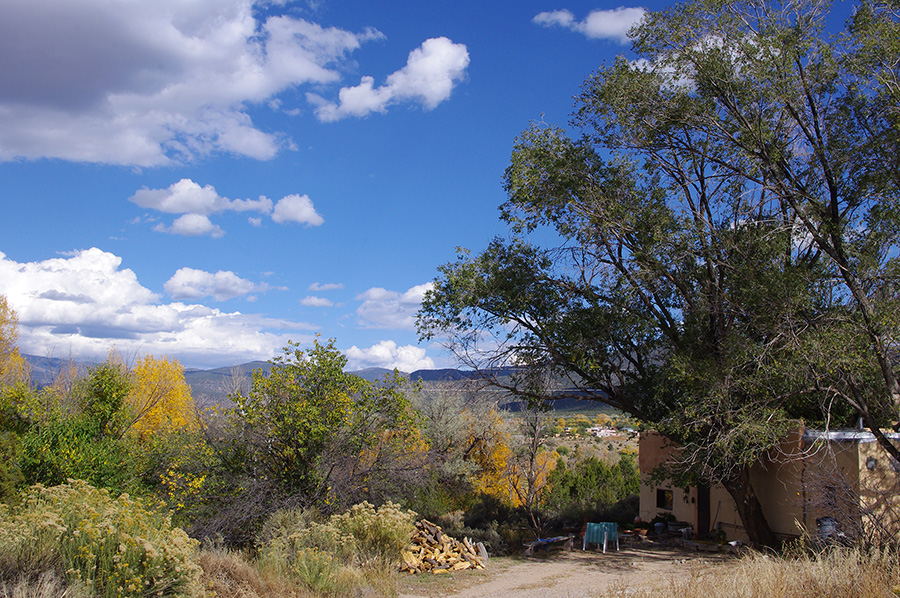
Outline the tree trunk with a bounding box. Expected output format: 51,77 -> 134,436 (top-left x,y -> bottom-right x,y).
720,466 -> 780,549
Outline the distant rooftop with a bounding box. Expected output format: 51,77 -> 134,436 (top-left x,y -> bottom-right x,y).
803,428 -> 900,443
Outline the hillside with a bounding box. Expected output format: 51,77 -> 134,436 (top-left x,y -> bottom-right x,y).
22,354 -> 613,413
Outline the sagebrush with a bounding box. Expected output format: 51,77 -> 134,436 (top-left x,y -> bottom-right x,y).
0,480 -> 201,598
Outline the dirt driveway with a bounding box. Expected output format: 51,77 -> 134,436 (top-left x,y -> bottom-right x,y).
398,546 -> 735,598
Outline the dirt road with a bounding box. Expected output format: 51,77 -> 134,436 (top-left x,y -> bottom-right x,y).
398,546 -> 734,598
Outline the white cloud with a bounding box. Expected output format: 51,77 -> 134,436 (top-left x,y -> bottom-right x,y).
155,214 -> 226,238
0,0 -> 385,165
0,249 -> 312,368
345,340 -> 435,372
310,37 -> 469,122
131,179 -> 323,235
132,179 -> 231,215
272,194 -> 325,226
355,283 -> 432,330
533,7 -> 646,44
165,267 -> 271,301
300,296 -> 334,307
309,282 -> 344,291
130,179 -> 273,216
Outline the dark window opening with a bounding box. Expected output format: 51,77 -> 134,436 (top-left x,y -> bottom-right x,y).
657,488 -> 674,510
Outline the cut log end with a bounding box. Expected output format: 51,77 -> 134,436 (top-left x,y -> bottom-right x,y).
401,519 -> 488,574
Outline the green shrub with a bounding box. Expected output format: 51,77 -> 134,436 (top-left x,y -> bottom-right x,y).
542,455 -> 639,522
286,549 -> 344,595
261,501 -> 416,596
330,501 -> 416,566
0,480 -> 201,598
257,506 -> 319,545
19,417 -> 141,495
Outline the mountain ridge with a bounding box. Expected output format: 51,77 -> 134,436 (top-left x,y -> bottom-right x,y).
20,354 -> 610,413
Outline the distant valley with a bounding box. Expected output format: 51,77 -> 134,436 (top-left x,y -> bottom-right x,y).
22,354 -> 611,413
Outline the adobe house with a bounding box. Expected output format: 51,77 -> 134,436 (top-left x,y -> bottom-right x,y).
639,427 -> 900,544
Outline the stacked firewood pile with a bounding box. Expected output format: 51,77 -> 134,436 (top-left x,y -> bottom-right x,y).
399,520 -> 488,574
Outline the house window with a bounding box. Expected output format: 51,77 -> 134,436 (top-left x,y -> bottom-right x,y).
657,488 -> 674,510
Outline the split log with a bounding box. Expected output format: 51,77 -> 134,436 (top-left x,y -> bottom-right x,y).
399,520 -> 488,574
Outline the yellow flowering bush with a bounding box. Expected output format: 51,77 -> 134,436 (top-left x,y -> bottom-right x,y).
0,480 -> 201,598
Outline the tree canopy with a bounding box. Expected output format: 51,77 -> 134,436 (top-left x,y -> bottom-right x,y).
231,338 -> 420,506
0,296 -> 27,387
418,0 -> 900,546
127,354 -> 196,438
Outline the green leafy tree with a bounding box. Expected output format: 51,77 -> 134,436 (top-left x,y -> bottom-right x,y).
231,338 -> 419,507
419,0 -> 900,546
543,455 -> 640,521
76,360 -> 132,439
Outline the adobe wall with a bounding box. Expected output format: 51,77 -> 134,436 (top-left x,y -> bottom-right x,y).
639,429 -> 876,542
856,438 -> 900,543
638,431 -> 745,540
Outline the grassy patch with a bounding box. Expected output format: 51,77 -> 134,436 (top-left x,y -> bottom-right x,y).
609,547 -> 900,598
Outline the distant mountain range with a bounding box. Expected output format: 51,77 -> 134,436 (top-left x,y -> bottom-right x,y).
22,354 -> 486,404
21,354 -> 612,413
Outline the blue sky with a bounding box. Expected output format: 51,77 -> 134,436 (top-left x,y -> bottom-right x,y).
0,0 -> 656,371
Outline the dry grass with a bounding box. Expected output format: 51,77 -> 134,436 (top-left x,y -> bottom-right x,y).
0,571 -> 90,598
200,547 -> 397,598
609,547 -> 900,598
199,548 -> 316,598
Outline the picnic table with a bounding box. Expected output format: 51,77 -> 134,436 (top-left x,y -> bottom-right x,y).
523,534 -> 575,555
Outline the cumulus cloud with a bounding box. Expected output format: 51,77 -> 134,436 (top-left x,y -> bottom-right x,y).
131,179 -> 273,216
0,249 -> 312,368
130,179 -> 323,236
309,37 -> 469,122
345,340 -> 435,372
164,267 -> 273,301
533,7 -> 646,44
272,194 -> 325,226
300,296 -> 334,307
155,214 -> 226,238
355,283 -> 432,330
0,0 -> 411,165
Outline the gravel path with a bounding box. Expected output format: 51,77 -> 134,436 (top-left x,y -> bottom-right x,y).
398,546 -> 734,598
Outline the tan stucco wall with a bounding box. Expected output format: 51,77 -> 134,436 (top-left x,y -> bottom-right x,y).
856,439 -> 900,542
637,429 -> 900,544
638,431 -> 745,540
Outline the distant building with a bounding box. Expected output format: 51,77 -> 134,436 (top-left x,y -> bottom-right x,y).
639,427 -> 900,544
586,426 -> 617,438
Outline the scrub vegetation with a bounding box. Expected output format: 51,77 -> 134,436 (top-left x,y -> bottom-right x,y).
2,0 -> 900,594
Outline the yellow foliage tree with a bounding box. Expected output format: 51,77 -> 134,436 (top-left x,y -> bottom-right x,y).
595,413 -> 612,427
0,295 -> 28,386
502,448 -> 557,510
465,408 -> 514,500
127,355 -> 195,437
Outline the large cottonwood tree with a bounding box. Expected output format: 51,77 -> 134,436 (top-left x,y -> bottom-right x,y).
419,0 -> 900,547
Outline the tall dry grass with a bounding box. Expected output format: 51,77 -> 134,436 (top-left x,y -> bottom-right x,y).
199,548 -> 317,598
0,571 -> 90,598
610,547 -> 900,598
258,501 -> 415,597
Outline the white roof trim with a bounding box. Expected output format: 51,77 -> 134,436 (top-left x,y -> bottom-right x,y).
803,428 -> 900,443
